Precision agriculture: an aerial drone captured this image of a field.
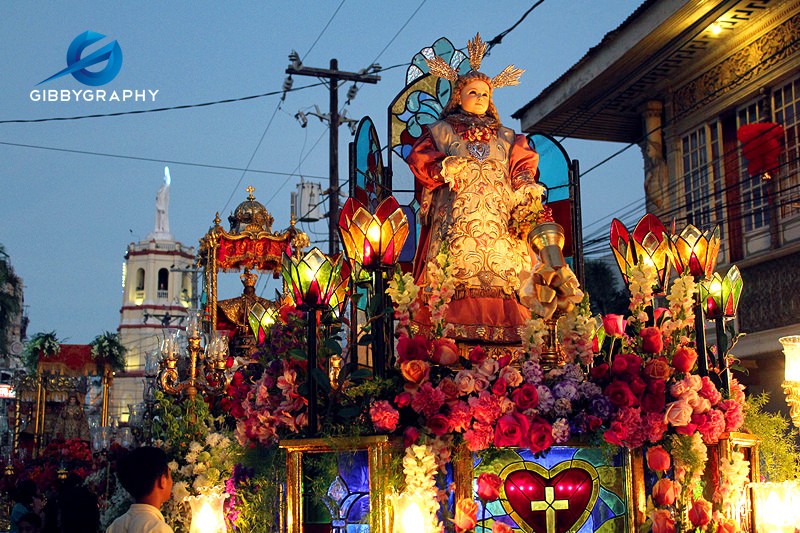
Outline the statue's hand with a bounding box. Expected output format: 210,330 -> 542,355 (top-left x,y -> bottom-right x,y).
441,156 -> 469,191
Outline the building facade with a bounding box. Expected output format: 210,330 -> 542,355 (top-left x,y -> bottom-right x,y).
513,0 -> 800,411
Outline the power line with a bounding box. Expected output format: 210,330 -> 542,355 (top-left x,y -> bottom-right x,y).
0,140 -> 328,179
485,0 -> 546,54
0,82 -> 328,125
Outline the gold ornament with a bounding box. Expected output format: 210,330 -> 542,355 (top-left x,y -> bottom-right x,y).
425,32 -> 524,90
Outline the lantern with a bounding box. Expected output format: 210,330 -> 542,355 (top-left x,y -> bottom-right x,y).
281,247 -> 343,310
779,336 -> 800,428
669,224 -> 720,279
248,302 -> 278,344
338,195 -> 409,271
699,265 -> 743,319
187,492 -> 227,533
737,122 -> 784,178
610,214 -> 671,291
327,260 -> 352,316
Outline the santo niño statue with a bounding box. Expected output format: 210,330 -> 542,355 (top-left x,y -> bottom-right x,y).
406,34 -> 560,345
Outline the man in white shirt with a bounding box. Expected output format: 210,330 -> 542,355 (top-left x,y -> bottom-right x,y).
107,446 -> 174,533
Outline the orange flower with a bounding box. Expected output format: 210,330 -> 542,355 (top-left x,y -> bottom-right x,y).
453,499 -> 478,532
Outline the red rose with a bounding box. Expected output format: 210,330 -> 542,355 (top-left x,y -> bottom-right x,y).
641,392 -> 665,413
494,412 -> 530,448
640,327 -> 663,353
492,378 -> 508,396
454,499 -> 478,532
672,346 -> 698,373
476,472 -> 503,502
511,383 -> 539,410
605,380 -> 637,408
646,446 -> 671,471
602,314 -> 626,337
591,363 -> 609,380
431,338 -> 460,366
469,346 -> 487,364
395,392 -> 412,408
404,426 -> 419,448
528,416 -> 554,454
652,478 -> 676,506
397,335 -> 431,363
629,376 -> 647,396
427,414 -> 450,436
688,498 -> 712,527
653,307 -> 671,326
497,354 -> 513,368
716,518 -> 737,533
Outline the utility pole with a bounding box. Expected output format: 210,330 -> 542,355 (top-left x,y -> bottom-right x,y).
286,58 -> 380,255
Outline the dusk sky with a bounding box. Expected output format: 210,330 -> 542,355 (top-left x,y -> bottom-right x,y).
0,0 -> 645,344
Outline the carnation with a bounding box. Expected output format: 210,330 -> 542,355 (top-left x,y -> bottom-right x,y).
553,398 -> 572,417
577,381 -> 602,400
411,383 -> 446,418
522,360 -> 544,385
551,418 -> 571,443
552,380 -> 578,401
536,385 -> 555,411
370,400 -> 400,432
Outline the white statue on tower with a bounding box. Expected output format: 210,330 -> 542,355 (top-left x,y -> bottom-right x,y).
148,166 -> 175,241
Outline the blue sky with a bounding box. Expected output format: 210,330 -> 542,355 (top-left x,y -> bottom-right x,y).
0,0 -> 644,344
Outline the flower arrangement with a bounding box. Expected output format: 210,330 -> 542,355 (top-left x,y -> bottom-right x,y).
89,331 -> 127,371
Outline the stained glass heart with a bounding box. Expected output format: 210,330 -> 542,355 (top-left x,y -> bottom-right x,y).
503,467 -> 594,533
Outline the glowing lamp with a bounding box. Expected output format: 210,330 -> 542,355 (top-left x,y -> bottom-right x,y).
750,481 -> 800,533
699,265 -> 743,319
338,195 -> 409,271
392,493 -> 429,533
779,336 -> 800,428
281,247 -> 343,311
187,492 -> 227,533
327,260 -> 351,316
609,214 -> 671,291
669,224 -> 720,279
248,302 -> 278,344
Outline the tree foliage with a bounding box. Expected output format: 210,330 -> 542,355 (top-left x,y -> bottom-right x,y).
0,243 -> 22,355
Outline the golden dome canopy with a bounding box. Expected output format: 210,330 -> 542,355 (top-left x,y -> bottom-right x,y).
228,186 -> 274,234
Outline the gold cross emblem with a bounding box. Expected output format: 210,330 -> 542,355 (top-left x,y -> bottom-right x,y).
246,185 -> 255,199
530,486 -> 569,533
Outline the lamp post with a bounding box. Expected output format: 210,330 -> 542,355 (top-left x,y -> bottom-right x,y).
610,214 -> 671,295
282,247 -> 343,436
699,265 -> 743,391
338,194 -> 409,378
669,224 -> 721,378
156,311 -> 229,419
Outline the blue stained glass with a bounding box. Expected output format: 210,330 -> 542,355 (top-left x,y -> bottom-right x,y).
598,486 -> 625,515
573,448 -> 609,468
325,451 -> 371,533
528,134 -> 570,202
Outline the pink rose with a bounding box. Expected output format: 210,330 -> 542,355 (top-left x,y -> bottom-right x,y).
427,414 -> 450,436
439,378 -> 460,402
716,517 -> 737,533
528,416 -> 554,454
396,334 -> 430,363
453,499 -> 478,532
498,366 -> 523,387
395,392 -> 411,408
652,478 -> 676,506
494,412 -> 530,448
672,346 -> 698,373
511,383 -> 539,410
432,338 -> 460,366
651,508 -> 675,533
603,314 -> 626,337
664,399 -> 693,427
688,498 -> 712,527
369,400 -> 400,432
653,307 -> 671,326
476,472 -> 503,502
647,445 -> 671,471
640,326 -> 664,353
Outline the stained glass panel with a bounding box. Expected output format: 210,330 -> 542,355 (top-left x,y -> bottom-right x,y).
325,451 -> 371,533
473,447 -> 631,533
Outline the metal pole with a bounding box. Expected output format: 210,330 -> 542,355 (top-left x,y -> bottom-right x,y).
372,271 -> 386,379
329,59 -> 339,256
715,317 -> 731,392
306,310 -> 318,436
694,294 -> 709,376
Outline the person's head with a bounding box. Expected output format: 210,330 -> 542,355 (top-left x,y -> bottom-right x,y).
13,479 -> 39,506
440,72 -> 500,122
67,395 -> 78,406
58,485 -> 99,533
116,446 -> 172,505
16,512 -> 41,533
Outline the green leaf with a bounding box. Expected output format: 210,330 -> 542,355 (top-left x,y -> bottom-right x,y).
311,368 -> 332,394
349,368 -> 373,380
358,334 -> 373,346
323,338 -> 343,355
288,348 -> 307,360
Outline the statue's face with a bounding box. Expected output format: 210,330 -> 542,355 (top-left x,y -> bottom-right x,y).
459,79 -> 491,115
